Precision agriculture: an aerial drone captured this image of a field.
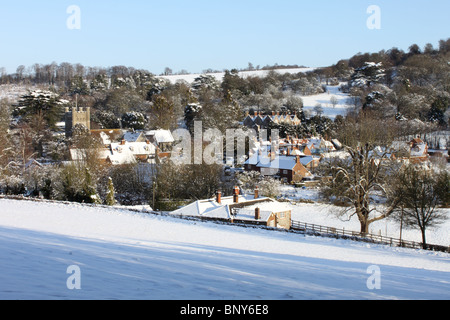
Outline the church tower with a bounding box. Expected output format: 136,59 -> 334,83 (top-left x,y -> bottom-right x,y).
65,107 -> 91,137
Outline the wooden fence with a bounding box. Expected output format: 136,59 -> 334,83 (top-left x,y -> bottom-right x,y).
290,220 -> 450,253
1,195 -> 448,254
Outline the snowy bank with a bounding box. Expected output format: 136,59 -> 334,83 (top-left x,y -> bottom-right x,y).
0,199 -> 449,300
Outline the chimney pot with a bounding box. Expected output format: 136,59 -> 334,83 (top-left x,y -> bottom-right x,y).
255,207 -> 261,220
254,187 -> 259,199
216,190 -> 222,204
233,186 -> 240,203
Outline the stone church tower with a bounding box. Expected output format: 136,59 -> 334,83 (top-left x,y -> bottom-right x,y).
65,107 -> 91,137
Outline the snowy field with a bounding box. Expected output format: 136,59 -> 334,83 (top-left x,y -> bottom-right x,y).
0,199 -> 449,300
280,186 -> 450,247
299,83 -> 351,120
0,84 -> 29,102
158,67 -> 316,84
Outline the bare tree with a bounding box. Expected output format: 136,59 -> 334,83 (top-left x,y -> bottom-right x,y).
164,67 -> 173,76
320,114 -> 402,234
330,96 -> 339,108
391,164 -> 448,248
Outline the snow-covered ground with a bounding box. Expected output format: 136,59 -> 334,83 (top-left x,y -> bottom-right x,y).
280,185 -> 450,247
299,84 -> 351,120
0,199 -> 449,300
158,67 -> 316,84
0,84 -> 29,102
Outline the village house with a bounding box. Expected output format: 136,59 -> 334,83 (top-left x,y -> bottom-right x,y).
69,138 -> 157,166
244,152 -> 313,183
409,137 -> 429,161
170,187 -> 292,230
145,129 -> 175,159
90,129 -> 124,147
390,137 -> 430,163
108,139 -> 156,165
307,137 -> 336,154
243,111 -> 301,131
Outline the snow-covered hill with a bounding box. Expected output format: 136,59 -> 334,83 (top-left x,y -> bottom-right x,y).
158,67 -> 316,84
0,199 -> 449,300
158,68 -> 351,120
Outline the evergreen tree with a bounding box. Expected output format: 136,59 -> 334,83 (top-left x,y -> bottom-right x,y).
105,177 -> 116,206
350,62 -> 385,88
16,90 -> 68,129
69,76 -> 90,95
149,94 -> 176,130
121,111 -> 147,130
83,167 -> 101,204
427,96 -> 449,126
184,102 -> 202,134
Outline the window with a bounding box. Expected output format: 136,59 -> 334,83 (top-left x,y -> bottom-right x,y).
283,170 -> 288,174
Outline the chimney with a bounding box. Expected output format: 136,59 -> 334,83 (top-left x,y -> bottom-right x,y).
233,186 -> 240,203
254,186 -> 259,199
255,207 -> 261,220
270,151 -> 276,161
296,155 -> 300,164
216,190 -> 222,204
121,139 -> 126,145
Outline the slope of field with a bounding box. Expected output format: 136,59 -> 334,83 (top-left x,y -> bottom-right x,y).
0,199 -> 449,300
158,67 -> 316,84
299,83 -> 350,120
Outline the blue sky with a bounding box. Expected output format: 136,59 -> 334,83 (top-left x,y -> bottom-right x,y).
0,0 -> 449,74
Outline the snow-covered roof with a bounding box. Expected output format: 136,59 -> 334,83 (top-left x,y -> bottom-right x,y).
250,155 -> 313,170
123,131 -> 144,142
108,141 -> 156,165
70,148 -> 111,161
258,156 -> 297,170
170,195 -> 290,222
146,130 -> 175,144
24,159 -> 43,169
410,143 -> 427,157
100,131 -> 112,145
90,129 -> 124,145
236,200 -> 292,222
